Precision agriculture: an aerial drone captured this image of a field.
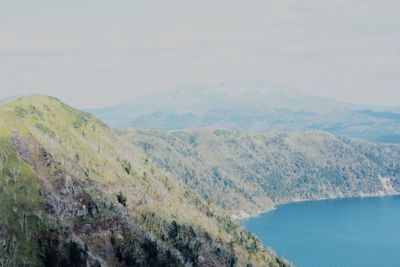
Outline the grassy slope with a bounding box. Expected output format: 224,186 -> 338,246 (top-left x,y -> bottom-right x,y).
0,96 -> 286,266
122,128 -> 400,218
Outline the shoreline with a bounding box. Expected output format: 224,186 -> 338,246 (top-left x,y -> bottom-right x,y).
237,191 -> 400,221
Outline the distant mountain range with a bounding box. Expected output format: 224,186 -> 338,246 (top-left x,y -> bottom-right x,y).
90,85 -> 400,143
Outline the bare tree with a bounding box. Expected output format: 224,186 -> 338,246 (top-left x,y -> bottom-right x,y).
9,166 -> 21,184
0,151 -> 8,175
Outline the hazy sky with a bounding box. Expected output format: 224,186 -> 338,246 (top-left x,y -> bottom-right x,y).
1,1 -> 399,108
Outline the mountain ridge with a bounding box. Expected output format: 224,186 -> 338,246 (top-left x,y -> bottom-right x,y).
3,94 -> 400,266
89,88 -> 400,143
0,95 -> 287,267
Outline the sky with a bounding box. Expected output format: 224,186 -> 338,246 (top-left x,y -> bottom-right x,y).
0,0 -> 399,108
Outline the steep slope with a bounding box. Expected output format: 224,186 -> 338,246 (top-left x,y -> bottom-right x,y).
0,96 -> 288,266
122,129 -> 400,219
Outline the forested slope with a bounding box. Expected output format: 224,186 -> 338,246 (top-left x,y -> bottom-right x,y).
0,96 -> 287,267
123,129 -> 400,219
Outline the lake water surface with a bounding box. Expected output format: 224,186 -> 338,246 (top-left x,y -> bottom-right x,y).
242,196 -> 400,267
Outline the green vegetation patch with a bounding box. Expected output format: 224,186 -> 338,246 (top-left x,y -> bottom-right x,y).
213,129 -> 232,137
73,114 -> 89,129
13,104 -> 44,120
35,123 -> 55,136
28,105 -> 43,118
14,106 -> 28,118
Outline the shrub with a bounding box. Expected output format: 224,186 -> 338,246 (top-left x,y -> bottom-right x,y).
14,106 -> 28,118
121,160 -> 132,175
73,115 -> 88,129
168,220 -> 180,239
68,241 -> 88,267
117,191 -> 127,207
29,105 -> 43,118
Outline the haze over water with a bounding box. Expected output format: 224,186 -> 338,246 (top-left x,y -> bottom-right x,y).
242,196 -> 400,267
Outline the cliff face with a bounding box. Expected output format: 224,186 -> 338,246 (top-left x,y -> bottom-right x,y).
0,96 -> 287,267
122,129 -> 400,218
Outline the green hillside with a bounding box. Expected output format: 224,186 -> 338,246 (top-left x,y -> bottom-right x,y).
0,96 -> 288,266
122,129 -> 400,219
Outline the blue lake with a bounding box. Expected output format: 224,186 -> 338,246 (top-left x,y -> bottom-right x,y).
242,196 -> 400,267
